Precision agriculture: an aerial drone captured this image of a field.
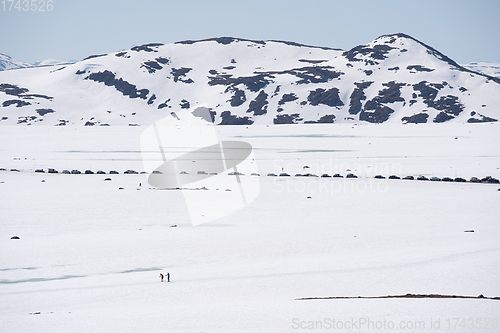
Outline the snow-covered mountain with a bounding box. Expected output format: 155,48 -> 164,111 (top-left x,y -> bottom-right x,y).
0,54 -> 74,73
0,53 -> 31,71
0,33 -> 499,126
462,62 -> 500,79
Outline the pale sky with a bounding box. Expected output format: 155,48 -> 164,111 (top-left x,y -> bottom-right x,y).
1,0 -> 499,64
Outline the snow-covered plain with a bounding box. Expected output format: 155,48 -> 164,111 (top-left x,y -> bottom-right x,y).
462,62 -> 500,79
1,123 -> 499,332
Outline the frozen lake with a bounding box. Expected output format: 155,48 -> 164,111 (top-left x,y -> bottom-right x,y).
1,123 -> 499,332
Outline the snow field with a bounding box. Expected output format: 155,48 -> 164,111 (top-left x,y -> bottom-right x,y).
0,123 -> 499,332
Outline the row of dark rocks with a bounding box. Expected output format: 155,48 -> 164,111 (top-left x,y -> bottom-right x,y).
0,168 -> 144,175
374,175 -> 499,183
2,168 -> 498,184
266,172 -> 499,183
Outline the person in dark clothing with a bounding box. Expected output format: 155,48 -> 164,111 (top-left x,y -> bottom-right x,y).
166,272 -> 170,282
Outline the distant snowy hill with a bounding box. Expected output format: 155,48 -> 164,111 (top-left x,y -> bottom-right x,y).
1,53 -> 75,72
0,33 -> 499,126
0,53 -> 31,71
32,59 -> 75,67
462,62 -> 500,79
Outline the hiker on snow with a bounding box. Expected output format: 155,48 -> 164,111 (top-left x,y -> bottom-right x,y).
160,273 -> 164,282
167,272 -> 170,282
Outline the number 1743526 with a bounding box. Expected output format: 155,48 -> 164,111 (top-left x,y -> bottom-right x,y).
2,0 -> 54,11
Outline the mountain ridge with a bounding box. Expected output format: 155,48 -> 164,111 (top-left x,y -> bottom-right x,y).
0,53 -> 76,72
1,33 -> 499,126
0,53 -> 31,72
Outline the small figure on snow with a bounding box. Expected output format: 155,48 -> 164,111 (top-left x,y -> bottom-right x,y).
166,272 -> 170,282
159,273 -> 164,282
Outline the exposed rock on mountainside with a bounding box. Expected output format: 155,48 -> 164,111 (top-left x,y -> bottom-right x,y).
0,33 -> 498,126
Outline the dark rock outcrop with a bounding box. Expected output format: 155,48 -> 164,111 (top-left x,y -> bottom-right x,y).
402,113 -> 429,123
348,82 -> 373,114
307,88 -> 344,107
219,111 -> 254,125
304,114 -> 336,123
247,90 -> 268,115
273,113 -> 302,124
85,71 -> 149,99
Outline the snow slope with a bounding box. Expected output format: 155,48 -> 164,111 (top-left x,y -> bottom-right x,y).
0,123 -> 499,332
1,34 -> 499,127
